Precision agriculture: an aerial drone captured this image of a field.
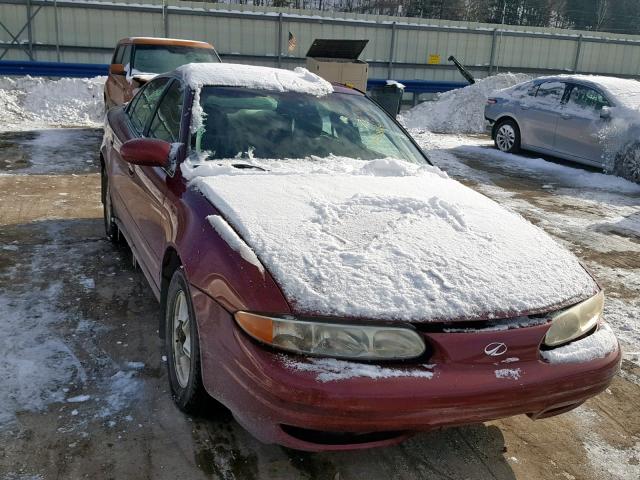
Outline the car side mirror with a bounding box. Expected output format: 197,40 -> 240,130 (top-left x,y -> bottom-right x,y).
600,106 -> 611,119
109,64 -> 125,76
121,138 -> 171,168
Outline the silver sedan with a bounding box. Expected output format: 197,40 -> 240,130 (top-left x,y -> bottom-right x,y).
484,75 -> 640,182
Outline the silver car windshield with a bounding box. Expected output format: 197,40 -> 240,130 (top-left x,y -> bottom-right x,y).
192,87 -> 427,163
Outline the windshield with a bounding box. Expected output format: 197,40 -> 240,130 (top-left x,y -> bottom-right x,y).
132,45 -> 219,73
192,87 -> 427,164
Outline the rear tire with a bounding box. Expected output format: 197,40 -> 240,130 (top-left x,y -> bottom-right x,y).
165,267 -> 209,413
494,119 -> 521,153
614,142 -> 640,183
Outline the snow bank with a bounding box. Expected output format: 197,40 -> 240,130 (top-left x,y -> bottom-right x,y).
541,323 -> 618,364
400,73 -> 530,133
184,155 -> 597,322
281,356 -> 435,383
0,75 -> 106,131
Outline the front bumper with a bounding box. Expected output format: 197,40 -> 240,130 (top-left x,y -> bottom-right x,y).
193,290 -> 621,451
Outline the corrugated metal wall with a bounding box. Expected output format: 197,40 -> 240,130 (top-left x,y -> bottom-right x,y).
3,0 -> 640,81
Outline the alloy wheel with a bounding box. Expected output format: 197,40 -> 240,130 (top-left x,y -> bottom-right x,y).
496,124 -> 516,152
172,290 -> 192,388
623,147 -> 640,183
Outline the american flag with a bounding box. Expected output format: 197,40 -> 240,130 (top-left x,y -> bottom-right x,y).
288,32 -> 296,52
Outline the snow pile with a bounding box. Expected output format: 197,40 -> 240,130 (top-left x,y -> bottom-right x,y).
541,324 -> 618,364
400,73 -> 530,133
184,155 -> 597,322
0,75 -> 106,131
282,356 -> 435,383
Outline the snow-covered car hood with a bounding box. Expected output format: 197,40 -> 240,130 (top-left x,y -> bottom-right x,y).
183,156 -> 598,322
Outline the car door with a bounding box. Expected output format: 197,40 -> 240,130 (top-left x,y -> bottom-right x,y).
130,79 -> 186,279
519,80 -> 567,151
112,77 -> 171,285
553,84 -> 610,166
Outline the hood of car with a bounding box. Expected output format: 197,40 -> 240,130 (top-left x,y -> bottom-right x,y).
185,157 -> 598,323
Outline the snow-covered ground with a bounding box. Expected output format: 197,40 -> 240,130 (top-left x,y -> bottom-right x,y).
0,76 -> 105,131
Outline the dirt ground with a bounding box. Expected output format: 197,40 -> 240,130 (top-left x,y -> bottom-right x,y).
0,128 -> 638,480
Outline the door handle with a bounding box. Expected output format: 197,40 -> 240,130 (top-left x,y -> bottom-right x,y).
560,113 -> 572,119
520,103 -> 530,110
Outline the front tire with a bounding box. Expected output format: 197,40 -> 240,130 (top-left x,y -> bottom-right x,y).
494,119 -> 521,153
101,170 -> 120,242
614,142 -> 640,183
165,267 -> 209,413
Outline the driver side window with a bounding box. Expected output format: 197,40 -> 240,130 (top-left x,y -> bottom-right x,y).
128,78 -> 170,135
149,80 -> 184,143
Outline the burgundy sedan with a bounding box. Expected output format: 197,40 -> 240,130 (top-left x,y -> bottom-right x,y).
100,63 -> 621,451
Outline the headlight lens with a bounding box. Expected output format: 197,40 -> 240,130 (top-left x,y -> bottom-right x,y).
544,291 -> 604,347
234,312 -> 426,360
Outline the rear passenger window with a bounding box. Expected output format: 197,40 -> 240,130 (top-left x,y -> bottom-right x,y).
128,78 -> 170,134
566,85 -> 609,111
535,81 -> 565,105
149,81 -> 184,143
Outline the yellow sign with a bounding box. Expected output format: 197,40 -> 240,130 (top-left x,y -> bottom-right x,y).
428,54 -> 441,65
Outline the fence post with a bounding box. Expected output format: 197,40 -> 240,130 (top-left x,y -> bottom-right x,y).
573,34 -> 583,73
488,28 -> 498,75
277,13 -> 282,68
162,0 -> 169,37
26,0 -> 34,60
388,21 -> 396,79
54,0 -> 60,62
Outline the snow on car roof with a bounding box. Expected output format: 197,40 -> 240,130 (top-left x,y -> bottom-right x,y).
176,63 -> 333,96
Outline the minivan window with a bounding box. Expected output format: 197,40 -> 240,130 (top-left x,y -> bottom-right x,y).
128,78 -> 170,134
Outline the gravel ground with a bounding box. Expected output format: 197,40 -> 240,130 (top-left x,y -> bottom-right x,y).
0,128 -> 638,480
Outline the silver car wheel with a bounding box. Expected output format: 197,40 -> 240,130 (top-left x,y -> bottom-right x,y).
624,147 -> 640,182
496,124 -> 516,152
172,290 -> 192,389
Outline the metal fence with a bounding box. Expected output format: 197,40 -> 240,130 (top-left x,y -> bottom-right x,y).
3,0 -> 640,82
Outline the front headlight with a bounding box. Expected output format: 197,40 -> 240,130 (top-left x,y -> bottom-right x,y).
544,291 -> 604,348
234,312 -> 426,360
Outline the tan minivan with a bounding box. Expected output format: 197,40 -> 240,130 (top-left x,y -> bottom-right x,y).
104,36 -> 220,110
